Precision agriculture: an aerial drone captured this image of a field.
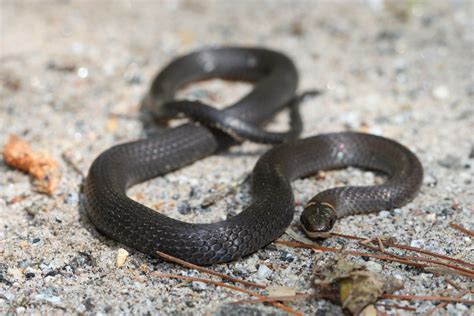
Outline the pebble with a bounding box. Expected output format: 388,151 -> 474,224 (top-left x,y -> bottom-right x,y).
410,239 -> 425,248
116,248 -> 129,268
69,252 -> 95,270
426,213 -> 437,223
365,261 -> 383,272
423,174 -> 438,187
213,304 -> 266,316
0,263 -> 8,282
256,264 -> 272,279
24,202 -> 45,217
177,202 -> 192,215
64,192 -> 79,205
279,250 -> 295,263
438,155 -> 463,169
34,293 -> 62,305
432,86 -> 450,99
7,268 -> 23,280
192,281 -> 208,292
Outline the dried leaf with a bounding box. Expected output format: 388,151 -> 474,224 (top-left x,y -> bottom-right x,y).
2,135 -> 60,195
313,257 -> 403,315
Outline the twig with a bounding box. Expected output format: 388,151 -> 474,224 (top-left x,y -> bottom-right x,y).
381,239 -> 474,269
331,232 -> 474,269
275,240 -> 474,277
422,290 -> 470,316
156,251 -> 266,289
444,277 -> 462,291
382,293 -> 474,304
358,242 -> 474,277
230,294 -> 313,305
276,240 -> 425,267
153,273 -> 302,316
449,222 -> 474,237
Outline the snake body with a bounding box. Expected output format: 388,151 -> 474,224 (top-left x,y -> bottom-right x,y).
84,47 -> 423,265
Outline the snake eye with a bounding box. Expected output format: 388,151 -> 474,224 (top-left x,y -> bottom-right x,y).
300,201 -> 337,238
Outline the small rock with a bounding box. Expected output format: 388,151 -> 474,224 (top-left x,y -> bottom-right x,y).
438,155 -> 463,169
257,264 -> 272,279
116,248 -> 129,267
177,202 -> 192,215
410,239 -> 425,248
16,307 -> 26,314
258,252 -> 270,260
69,252 -> 95,270
64,192 -> 79,205
213,304 -> 264,316
279,250 -> 295,263
19,240 -> 28,248
77,67 -> 89,79
423,174 -> 437,187
432,85 -> 449,99
7,268 -> 23,280
34,293 -> 62,305
83,297 -> 95,311
360,305 -> 377,316
426,213 -> 437,223
24,266 -> 36,276
465,83 -> 474,97
0,263 -> 8,282
469,145 -> 474,159
379,210 -> 391,218
125,72 -> 143,85
365,261 -> 382,272
24,202 -> 45,217
191,281 -> 207,292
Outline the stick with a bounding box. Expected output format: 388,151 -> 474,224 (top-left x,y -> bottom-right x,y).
153,273 -> 302,316
382,293 -> 473,304
156,251 -> 266,289
449,222 -> 474,237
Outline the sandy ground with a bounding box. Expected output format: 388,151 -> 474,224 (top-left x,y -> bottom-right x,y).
1,0 -> 473,315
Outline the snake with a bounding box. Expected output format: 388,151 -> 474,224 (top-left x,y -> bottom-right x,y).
83,47 -> 423,265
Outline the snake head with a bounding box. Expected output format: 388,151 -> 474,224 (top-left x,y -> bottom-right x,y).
300,201 -> 337,238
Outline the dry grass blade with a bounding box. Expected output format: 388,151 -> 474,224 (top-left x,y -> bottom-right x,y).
275,240 -> 474,278
156,251 -> 266,289
422,290 -> 471,316
382,293 -> 474,304
275,240 -> 426,267
231,294 -> 313,305
358,242 -> 474,277
153,272 -> 302,316
449,222 -> 474,237
331,232 -> 474,269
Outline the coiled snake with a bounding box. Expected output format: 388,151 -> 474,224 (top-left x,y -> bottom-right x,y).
84,47 -> 423,265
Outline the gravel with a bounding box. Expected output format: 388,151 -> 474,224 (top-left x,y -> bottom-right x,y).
1,0 -> 473,315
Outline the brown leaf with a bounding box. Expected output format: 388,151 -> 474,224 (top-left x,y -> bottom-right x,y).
2,135 -> 60,195
313,257 -> 403,315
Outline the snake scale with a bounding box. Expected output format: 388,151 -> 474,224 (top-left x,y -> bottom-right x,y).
84,47 -> 423,265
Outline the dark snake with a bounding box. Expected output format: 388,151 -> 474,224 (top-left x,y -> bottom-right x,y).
84,47 -> 423,265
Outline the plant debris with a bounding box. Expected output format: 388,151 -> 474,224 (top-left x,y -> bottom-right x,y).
312,257 -> 404,315
2,134 -> 60,195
